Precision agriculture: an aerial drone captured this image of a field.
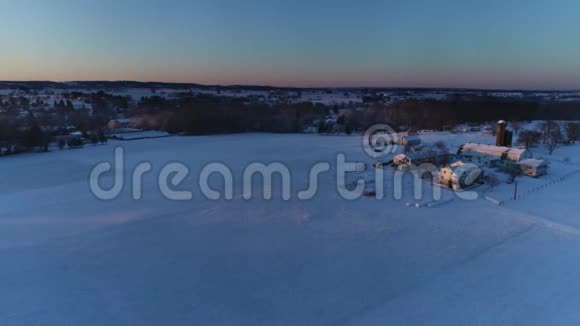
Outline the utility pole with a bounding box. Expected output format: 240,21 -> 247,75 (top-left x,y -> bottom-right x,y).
513,180 -> 518,200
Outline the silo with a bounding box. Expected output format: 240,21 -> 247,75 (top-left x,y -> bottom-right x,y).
496,120 -> 506,146
504,130 -> 513,147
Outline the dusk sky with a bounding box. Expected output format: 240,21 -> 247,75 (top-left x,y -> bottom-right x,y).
1,0 -> 579,89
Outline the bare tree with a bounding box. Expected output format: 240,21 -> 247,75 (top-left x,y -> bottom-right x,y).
518,130 -> 541,149
565,122 -> 579,143
546,123 -> 563,155
511,121 -> 523,135
541,120 -> 557,144
485,174 -> 500,190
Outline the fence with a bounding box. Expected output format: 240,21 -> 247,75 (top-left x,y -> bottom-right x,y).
513,169 -> 580,201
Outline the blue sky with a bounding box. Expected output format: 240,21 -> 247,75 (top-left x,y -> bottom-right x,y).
0,0 -> 579,89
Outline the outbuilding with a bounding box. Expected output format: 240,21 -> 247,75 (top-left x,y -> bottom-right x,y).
439,161 -> 483,190
107,118 -> 135,130
518,159 -> 548,177
393,147 -> 449,166
400,135 -> 421,147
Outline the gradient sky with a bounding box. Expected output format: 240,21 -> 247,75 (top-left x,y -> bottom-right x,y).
0,0 -> 579,89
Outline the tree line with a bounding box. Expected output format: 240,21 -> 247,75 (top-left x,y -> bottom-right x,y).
518,121 -> 580,154
132,95 -> 327,134
385,97 -> 580,130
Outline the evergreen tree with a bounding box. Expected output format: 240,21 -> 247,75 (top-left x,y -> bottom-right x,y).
66,100 -> 74,111
23,124 -> 44,150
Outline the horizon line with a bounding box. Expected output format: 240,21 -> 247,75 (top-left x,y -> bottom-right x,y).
0,80 -> 579,93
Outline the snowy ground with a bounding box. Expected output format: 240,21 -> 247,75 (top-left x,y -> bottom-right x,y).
1,133 -> 580,325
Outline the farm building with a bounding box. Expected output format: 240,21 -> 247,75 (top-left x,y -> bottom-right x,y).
518,159 -> 548,177
393,148 -> 449,166
106,118 -> 136,130
457,142 -> 532,166
495,120 -> 513,147
458,151 -> 500,167
400,135 -> 421,147
439,161 -> 484,190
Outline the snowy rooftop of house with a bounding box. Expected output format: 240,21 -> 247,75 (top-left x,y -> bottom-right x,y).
519,158 -> 547,167
459,142 -> 531,161
394,153 -> 407,160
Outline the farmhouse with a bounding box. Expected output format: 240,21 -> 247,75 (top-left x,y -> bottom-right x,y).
439,161 -> 483,190
106,118 -> 135,130
518,159 -> 548,177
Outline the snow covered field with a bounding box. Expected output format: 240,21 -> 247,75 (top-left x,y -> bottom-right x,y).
1,133 -> 580,325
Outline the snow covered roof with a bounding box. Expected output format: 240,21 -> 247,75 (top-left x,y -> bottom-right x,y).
394,154 -> 407,161
458,142 -> 531,162
444,161 -> 480,177
519,158 -> 547,168
396,148 -> 448,161
460,151 -> 500,160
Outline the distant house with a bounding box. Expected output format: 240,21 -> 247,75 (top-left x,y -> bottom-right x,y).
439,161 -> 483,190
400,135 -> 421,147
54,131 -> 82,141
518,159 -> 548,177
106,118 -> 135,130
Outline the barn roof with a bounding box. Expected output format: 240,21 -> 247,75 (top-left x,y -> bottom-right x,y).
396,148 -> 448,161
444,161 -> 481,176
519,158 -> 547,168
458,142 -> 530,162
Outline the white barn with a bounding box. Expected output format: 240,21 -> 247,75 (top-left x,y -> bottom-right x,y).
457,142 -> 532,168
439,161 -> 483,190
